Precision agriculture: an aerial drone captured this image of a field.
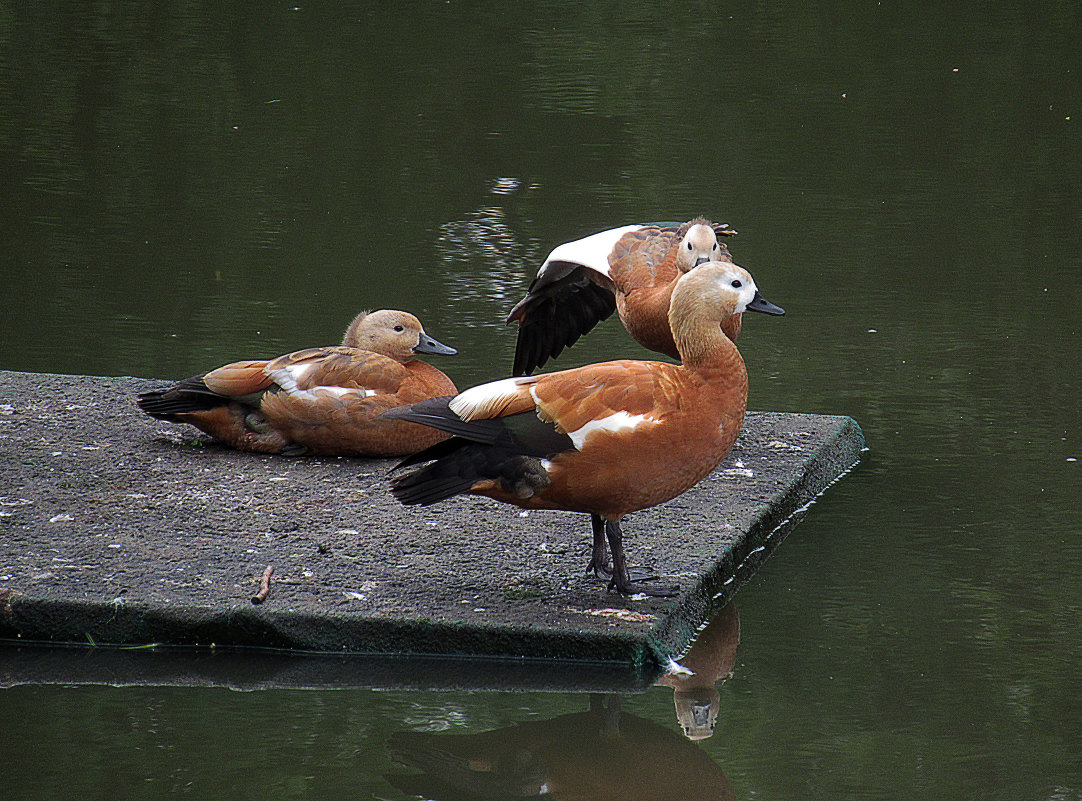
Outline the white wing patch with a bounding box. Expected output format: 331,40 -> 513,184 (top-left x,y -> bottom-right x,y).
566,411 -> 653,450
664,657 -> 695,677
269,362 -> 317,394
269,365 -> 381,402
539,224 -> 641,278
319,386 -> 378,398
284,386 -> 381,402
450,376 -> 535,421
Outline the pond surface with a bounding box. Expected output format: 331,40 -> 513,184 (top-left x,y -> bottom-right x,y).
2,3 -> 1081,799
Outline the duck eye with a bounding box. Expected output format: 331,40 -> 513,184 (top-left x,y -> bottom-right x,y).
686,241 -> 692,250
393,325 -> 405,332
712,243 -> 718,251
730,280 -> 742,288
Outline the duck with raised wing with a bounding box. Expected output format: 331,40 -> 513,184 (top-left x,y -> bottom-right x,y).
137,309 -> 458,457
384,261 -> 784,596
506,218 -> 740,375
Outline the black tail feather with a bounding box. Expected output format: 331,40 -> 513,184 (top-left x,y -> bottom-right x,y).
388,439 -> 549,507
380,397 -> 507,445
136,376 -> 228,419
389,467 -> 479,505
392,435 -> 470,470
383,396 -> 573,506
388,436 -> 493,505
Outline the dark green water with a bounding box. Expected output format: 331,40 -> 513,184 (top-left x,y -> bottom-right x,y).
2,3 -> 1081,799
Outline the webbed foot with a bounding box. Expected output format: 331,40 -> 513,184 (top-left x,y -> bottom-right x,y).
599,517 -> 679,597
590,563 -> 659,583
606,576 -> 680,598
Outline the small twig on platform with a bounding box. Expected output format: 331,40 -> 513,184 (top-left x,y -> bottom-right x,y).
251,565 -> 274,604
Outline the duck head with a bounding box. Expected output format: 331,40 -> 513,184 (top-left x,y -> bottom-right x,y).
671,261 -> 784,325
669,261 -> 784,364
343,309 -> 457,362
673,688 -> 721,741
676,221 -> 723,272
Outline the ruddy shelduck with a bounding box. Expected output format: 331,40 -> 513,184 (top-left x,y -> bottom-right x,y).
506,218 -> 740,375
384,261 -> 784,596
137,309 -> 458,457
656,602 -> 740,740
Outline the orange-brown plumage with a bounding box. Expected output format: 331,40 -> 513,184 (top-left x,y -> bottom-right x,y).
609,221 -> 742,356
655,602 -> 740,740
137,310 -> 458,457
388,262 -> 785,595
527,360 -> 746,520
386,697 -> 736,801
507,218 -> 741,375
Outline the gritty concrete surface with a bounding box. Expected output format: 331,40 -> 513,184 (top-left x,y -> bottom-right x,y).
0,370 -> 864,687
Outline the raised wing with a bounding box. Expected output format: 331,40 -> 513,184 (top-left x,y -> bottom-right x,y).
506,225 -> 642,376
506,262 -> 618,376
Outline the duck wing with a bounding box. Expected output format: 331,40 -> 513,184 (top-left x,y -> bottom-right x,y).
137,360 -> 273,419
506,261 -> 618,376
384,361 -> 671,505
264,347 -> 411,397
507,225 -> 645,376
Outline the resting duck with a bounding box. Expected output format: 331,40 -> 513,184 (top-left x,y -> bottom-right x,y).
384,261 -> 784,596
506,218 -> 739,375
137,309 -> 458,457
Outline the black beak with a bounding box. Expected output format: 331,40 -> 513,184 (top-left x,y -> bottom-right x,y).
746,291 -> 785,316
414,333 -> 457,355
694,256 -> 711,267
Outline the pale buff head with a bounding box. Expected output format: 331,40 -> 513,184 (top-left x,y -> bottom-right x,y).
673,688 -> 721,741
668,261 -> 783,362
675,221 -> 722,273
670,261 -> 760,325
342,309 -> 457,363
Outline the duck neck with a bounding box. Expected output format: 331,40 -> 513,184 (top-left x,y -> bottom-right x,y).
671,310 -> 747,381
341,312 -> 369,347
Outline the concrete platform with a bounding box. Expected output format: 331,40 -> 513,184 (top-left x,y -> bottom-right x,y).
0,370 -> 864,687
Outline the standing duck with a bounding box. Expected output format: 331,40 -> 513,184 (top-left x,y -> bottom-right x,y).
137,309 -> 458,457
506,218 -> 739,375
384,261 -> 783,596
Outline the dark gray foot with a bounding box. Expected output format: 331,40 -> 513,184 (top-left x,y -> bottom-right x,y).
601,518 -> 679,597
590,564 -> 660,583
607,576 -> 680,597
587,515 -> 659,583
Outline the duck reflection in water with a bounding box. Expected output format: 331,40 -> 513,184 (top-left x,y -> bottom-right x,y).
655,602 -> 741,741
386,605 -> 740,801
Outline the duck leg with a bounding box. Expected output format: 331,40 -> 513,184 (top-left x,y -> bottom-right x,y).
587,693 -> 624,736
587,514 -> 659,583
587,514 -> 609,578
603,519 -> 678,597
